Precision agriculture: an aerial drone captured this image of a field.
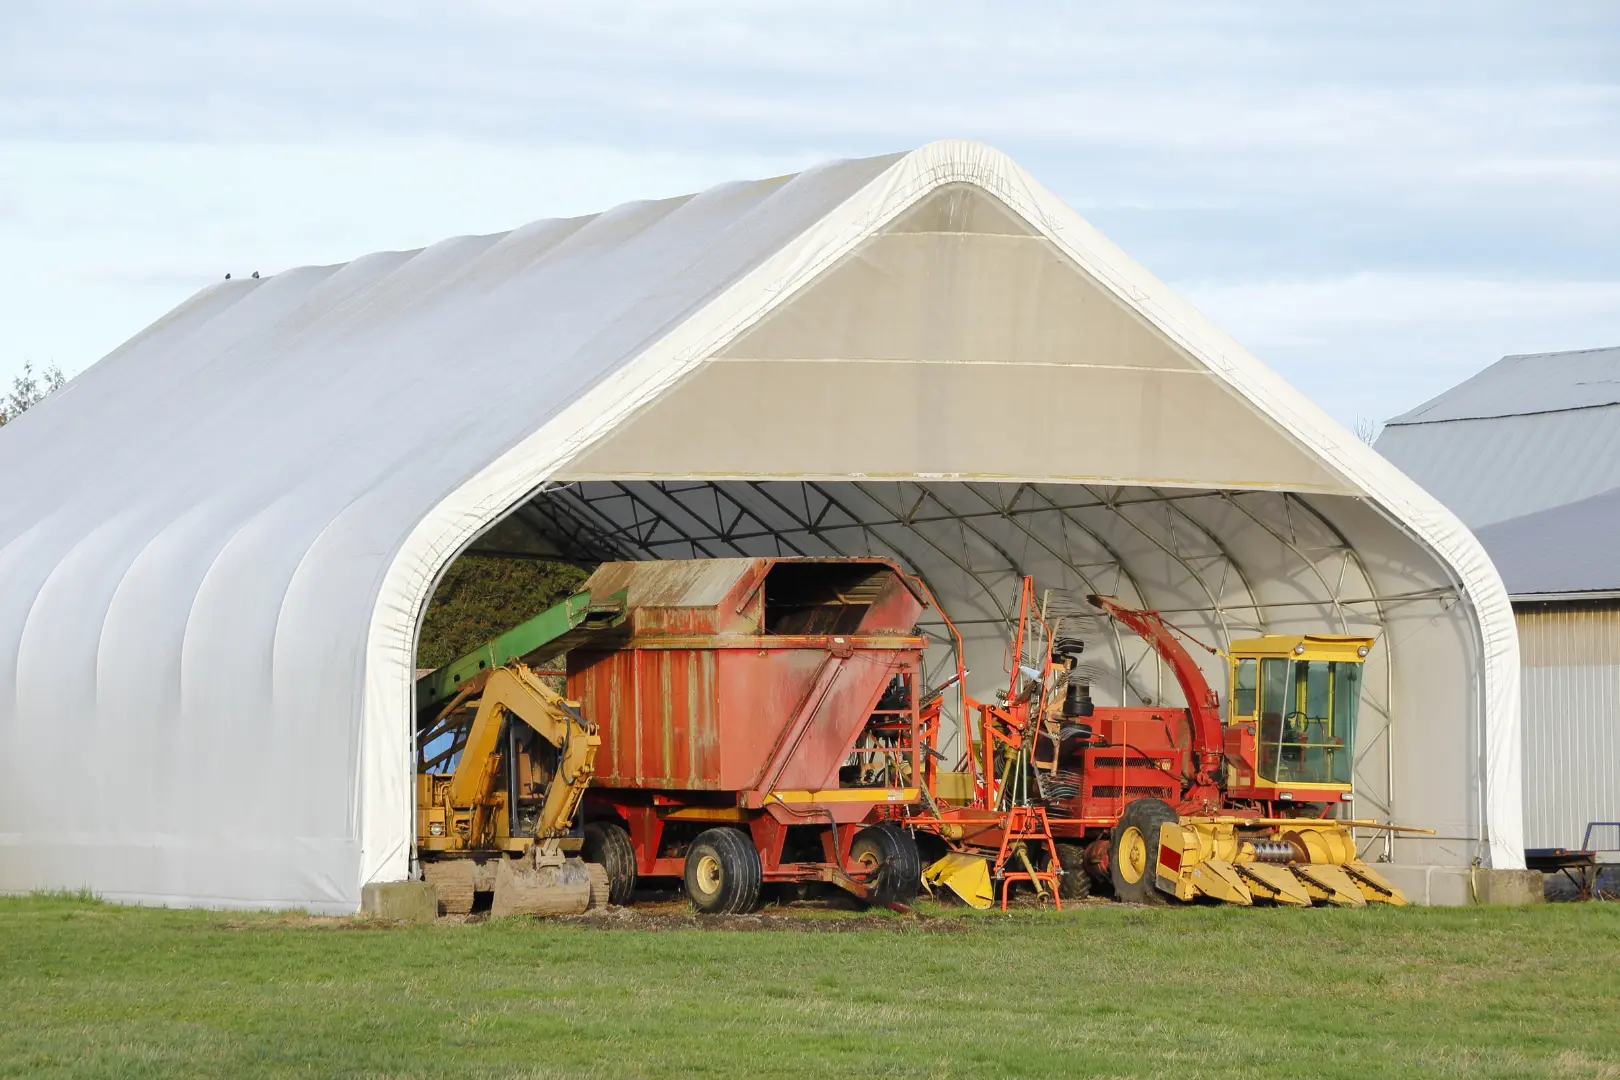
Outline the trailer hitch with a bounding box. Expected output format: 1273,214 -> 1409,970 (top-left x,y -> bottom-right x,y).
814,864 -> 915,915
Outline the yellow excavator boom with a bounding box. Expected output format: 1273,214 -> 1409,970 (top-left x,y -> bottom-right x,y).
418,662 -> 605,917
443,663 -> 600,851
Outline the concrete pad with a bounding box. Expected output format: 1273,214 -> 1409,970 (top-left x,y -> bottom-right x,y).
361,881 -> 438,922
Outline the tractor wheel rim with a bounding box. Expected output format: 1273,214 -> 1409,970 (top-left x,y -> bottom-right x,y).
695,853 -> 722,894
1120,826 -> 1147,884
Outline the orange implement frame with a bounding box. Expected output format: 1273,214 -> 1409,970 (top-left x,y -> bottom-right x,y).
900,574 -> 1070,908
992,805 -> 1062,910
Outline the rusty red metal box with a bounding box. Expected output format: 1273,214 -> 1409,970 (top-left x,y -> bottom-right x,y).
567,558 -> 925,798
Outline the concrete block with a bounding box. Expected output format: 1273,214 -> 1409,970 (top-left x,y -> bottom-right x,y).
361,880 -> 438,922
1471,868 -> 1544,906
1378,864 -> 1473,906
1376,865 -> 1545,906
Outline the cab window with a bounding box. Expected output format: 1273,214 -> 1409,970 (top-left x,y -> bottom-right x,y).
1232,657 -> 1257,716
1256,658 -> 1360,786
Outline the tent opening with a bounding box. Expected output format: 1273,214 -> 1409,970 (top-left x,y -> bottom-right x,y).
412,476 -> 1482,869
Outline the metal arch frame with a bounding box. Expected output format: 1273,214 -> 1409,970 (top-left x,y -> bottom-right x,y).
822,479 -> 1180,713
970,483 -> 1158,705
1084,485 -> 1252,653
531,477 -> 1163,705
497,478 -> 1299,708
476,478 -> 1434,842
1138,486 -> 1270,635
859,480 -> 1199,709
489,478 -> 1382,674
873,480 -> 1149,706
1050,483 -> 1268,708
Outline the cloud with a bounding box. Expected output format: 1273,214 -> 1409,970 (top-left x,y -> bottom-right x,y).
1,0 -> 1617,427
1185,274 -> 1620,347
1182,273 -> 1620,422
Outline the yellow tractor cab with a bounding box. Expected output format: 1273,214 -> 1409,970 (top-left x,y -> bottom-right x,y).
1223,634 -> 1374,807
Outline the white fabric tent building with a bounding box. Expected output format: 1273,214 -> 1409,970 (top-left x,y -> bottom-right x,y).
0,142 -> 1520,912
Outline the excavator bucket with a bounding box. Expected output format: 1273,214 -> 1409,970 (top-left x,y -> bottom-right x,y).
924,852 -> 994,909
490,853 -> 595,917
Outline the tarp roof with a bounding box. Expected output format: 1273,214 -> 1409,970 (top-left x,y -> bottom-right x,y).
0,141 -> 1521,911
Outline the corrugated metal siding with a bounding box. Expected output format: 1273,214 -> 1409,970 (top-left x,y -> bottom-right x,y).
1376,405 -> 1620,529
1518,604 -> 1620,848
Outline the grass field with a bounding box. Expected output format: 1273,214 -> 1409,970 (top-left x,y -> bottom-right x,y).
2,895 -> 1617,1079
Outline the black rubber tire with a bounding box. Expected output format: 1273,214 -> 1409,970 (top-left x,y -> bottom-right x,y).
683,828 -> 763,915
1053,841 -> 1093,900
1110,798 -> 1179,905
848,823 -> 922,907
582,821 -> 637,906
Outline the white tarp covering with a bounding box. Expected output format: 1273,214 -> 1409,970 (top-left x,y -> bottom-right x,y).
0,141 -> 1521,912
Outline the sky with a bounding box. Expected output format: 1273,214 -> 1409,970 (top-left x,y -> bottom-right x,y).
2,1 -> 1618,428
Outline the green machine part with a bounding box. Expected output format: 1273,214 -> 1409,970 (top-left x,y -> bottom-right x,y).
415,587 -> 628,717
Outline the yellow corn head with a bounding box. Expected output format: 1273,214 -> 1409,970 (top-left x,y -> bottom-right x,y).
1153,818 -> 1410,907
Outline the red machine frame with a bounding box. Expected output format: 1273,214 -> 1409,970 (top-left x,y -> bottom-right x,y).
896,577 -> 1341,905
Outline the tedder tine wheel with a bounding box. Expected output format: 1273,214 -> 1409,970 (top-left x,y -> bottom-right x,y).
1110,798 -> 1180,905
582,821 -> 637,906
684,828 -> 763,915
849,823 -> 922,907
1052,841 -> 1093,901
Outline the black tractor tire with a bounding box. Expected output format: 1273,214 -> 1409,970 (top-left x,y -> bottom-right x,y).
1052,841 -> 1093,901
1110,798 -> 1179,905
582,821 -> 637,906
683,828 -> 763,915
848,823 -> 922,907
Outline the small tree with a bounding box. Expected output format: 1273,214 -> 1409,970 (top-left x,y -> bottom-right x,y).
1352,416 -> 1381,446
0,361 -> 66,426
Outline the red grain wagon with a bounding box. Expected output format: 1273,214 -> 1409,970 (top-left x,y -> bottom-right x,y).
569,557 -> 929,912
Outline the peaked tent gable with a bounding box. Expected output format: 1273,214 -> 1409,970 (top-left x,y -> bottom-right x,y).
558,181 -> 1353,490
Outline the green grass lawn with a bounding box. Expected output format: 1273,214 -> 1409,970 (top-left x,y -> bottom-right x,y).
2,894 -> 1617,1079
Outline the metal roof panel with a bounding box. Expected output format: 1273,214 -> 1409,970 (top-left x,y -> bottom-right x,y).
1387,345 -> 1620,425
